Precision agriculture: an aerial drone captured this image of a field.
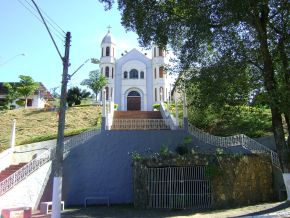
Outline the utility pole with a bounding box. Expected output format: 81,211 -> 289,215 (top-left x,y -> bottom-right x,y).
52,31 -> 71,218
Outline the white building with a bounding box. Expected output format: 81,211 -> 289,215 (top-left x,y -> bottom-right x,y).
100,29 -> 172,111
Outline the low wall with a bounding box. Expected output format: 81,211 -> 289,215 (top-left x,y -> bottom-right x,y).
133,154 -> 274,209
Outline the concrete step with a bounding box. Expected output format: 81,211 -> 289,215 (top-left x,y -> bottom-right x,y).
0,162 -> 27,181
113,111 -> 162,119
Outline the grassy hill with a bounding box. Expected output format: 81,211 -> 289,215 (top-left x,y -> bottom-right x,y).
0,105 -> 102,151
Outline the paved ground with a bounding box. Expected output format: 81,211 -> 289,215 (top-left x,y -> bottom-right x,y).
32,201 -> 290,218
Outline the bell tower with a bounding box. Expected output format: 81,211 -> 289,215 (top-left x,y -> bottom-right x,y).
100,26 -> 116,101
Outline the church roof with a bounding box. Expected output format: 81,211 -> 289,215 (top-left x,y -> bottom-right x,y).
101,30 -> 115,44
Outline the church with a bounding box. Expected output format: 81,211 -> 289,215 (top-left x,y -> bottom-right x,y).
100,29 -> 172,111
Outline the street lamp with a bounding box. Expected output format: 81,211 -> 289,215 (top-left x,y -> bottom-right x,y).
0,53 -> 25,66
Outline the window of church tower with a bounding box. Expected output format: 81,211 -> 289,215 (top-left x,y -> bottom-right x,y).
102,48 -> 103,57
160,87 -> 164,101
101,67 -> 103,74
105,86 -> 109,100
154,68 -> 157,79
124,71 -> 128,79
105,67 -> 110,77
155,88 -> 157,101
106,47 -> 110,56
129,69 -> 138,79
154,47 -> 156,57
159,67 -> 164,78
140,71 -> 144,79
159,48 -> 164,57
112,67 -> 114,78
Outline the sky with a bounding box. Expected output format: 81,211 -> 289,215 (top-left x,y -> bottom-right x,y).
0,0 -> 150,93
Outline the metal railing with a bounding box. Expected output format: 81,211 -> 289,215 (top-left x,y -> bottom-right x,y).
160,102 -> 179,130
0,147 -> 54,196
0,128 -> 101,196
111,119 -> 170,130
63,128 -> 101,157
188,123 -> 281,169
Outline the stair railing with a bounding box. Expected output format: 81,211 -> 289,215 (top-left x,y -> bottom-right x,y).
0,128 -> 101,196
111,119 -> 169,130
0,147 -> 54,196
160,102 -> 179,130
188,123 -> 281,169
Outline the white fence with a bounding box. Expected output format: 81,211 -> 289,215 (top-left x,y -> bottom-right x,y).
0,128 -> 101,196
111,119 -> 170,130
188,123 -> 281,169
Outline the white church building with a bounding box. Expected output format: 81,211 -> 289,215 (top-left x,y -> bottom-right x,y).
100,29 -> 172,111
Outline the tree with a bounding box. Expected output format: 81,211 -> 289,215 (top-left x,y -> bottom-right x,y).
98,0 -> 290,171
81,70 -> 107,100
17,75 -> 39,108
3,82 -> 19,107
67,86 -> 91,107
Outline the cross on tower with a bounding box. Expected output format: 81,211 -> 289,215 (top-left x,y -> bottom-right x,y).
107,25 -> 112,33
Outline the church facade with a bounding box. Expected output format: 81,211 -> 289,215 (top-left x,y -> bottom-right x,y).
100,30 -> 172,111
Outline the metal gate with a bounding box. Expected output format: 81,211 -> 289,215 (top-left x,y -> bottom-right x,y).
147,166 -> 212,209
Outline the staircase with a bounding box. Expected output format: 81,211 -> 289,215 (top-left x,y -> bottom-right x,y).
0,163 -> 27,182
111,111 -> 170,130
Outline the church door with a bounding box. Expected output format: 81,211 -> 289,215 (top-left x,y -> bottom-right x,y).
127,91 -> 141,110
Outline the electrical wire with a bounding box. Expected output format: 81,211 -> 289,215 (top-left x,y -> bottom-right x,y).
15,0 -> 65,42
22,0 -> 66,35
30,0 -> 64,61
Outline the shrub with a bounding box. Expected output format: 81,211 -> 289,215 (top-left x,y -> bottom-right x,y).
16,100 -> 25,107
153,104 -> 160,110
175,145 -> 190,155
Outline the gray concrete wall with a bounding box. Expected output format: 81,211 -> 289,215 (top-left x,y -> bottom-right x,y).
62,129 -> 259,206
63,130 -> 190,206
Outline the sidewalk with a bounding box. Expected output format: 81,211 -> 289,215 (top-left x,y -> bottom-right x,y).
32,201 -> 290,218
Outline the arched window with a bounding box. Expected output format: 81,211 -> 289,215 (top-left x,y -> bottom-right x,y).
106,46 -> 110,56
128,91 -> 140,97
105,66 -> 110,77
159,47 -> 164,57
124,71 -> 128,79
101,67 -> 103,74
154,68 -> 157,79
129,69 -> 138,79
159,67 -> 164,78
105,86 -> 109,100
140,71 -> 144,79
160,87 -> 164,101
155,88 -> 157,102
101,48 -> 103,57
112,67 -> 114,78
154,47 -> 156,57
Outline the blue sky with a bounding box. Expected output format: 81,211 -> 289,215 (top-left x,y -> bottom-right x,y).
0,0 -> 147,93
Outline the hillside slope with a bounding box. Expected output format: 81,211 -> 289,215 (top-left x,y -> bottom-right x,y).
0,105 -> 101,151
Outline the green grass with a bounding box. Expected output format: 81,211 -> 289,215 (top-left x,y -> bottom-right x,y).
189,105 -> 272,137
0,105 -> 102,151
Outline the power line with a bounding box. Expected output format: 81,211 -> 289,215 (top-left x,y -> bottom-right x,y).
22,0 -> 66,35
30,0 -> 63,61
15,0 -> 65,42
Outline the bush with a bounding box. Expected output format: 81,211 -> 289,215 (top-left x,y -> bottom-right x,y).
114,104 -> 118,110
153,104 -> 160,110
175,145 -> 190,155
16,100 -> 25,107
